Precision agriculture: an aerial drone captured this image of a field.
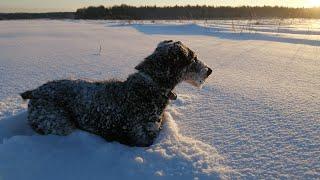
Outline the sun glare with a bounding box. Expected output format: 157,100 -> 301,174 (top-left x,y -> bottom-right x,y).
306,0 -> 320,7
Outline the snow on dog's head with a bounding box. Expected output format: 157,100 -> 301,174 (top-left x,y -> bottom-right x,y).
135,40 -> 212,89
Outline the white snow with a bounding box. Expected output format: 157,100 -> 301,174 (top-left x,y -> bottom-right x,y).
0,111 -> 230,179
0,19 -> 319,179
134,156 -> 144,164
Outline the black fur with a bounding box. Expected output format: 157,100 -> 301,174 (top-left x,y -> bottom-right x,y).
21,40 -> 211,147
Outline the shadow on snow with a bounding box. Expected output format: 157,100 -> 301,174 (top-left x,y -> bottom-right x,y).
109,23 -> 320,47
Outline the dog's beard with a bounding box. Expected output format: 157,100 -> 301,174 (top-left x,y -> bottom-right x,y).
184,69 -> 209,88
186,79 -> 205,88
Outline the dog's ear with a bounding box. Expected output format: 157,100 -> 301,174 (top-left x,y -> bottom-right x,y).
135,58 -> 151,72
136,40 -> 174,72
136,41 -> 195,73
157,40 -> 174,48
169,41 -> 195,68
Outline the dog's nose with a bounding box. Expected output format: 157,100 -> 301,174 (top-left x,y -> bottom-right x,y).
207,68 -> 212,76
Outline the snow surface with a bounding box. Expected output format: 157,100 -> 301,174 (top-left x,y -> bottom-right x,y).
0,19 -> 319,179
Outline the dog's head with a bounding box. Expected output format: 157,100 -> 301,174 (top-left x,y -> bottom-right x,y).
135,40 -> 212,89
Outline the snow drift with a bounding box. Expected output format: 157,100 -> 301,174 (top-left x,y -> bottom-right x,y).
0,97 -> 233,179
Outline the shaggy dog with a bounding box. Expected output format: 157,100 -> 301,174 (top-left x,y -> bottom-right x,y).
21,40 -> 212,147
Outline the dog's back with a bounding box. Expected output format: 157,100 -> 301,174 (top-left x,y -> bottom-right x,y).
21,79 -> 99,102
21,78 -> 127,134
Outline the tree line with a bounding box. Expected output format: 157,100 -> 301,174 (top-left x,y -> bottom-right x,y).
0,12 -> 74,20
75,5 -> 320,19
1,5 -> 320,20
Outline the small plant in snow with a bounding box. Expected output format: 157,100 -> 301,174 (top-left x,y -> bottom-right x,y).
231,20 -> 236,32
96,45 -> 102,56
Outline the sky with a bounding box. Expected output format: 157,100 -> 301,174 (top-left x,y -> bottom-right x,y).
0,0 -> 320,13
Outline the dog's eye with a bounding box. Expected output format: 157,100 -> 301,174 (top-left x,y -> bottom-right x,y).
193,57 -> 198,63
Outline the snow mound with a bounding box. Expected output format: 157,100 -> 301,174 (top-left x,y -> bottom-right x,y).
0,96 -> 27,120
0,109 -> 233,179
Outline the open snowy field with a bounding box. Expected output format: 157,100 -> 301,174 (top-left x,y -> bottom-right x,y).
0,19 -> 319,179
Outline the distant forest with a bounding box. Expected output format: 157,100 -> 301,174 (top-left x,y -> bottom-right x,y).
75,5 -> 320,19
0,12 -> 74,20
1,5 -> 320,20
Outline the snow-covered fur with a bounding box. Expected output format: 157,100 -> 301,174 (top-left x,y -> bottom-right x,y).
21,40 -> 212,147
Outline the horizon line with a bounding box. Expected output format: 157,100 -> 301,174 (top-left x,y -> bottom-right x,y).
1,4 -> 320,14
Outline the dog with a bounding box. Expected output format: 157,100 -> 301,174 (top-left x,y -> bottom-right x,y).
21,40 -> 212,147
